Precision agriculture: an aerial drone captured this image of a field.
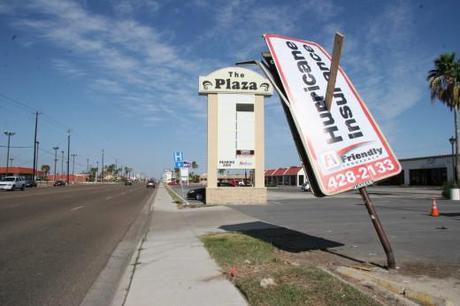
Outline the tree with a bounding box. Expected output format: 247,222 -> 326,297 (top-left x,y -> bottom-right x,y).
88,167 -> 98,182
41,164 -> 50,179
427,52 -> 460,180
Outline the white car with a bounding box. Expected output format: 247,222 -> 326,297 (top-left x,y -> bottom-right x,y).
0,176 -> 26,191
300,182 -> 311,192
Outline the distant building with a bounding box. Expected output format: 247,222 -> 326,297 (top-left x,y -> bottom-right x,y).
162,169 -> 173,183
383,154 -> 453,186
0,167 -> 44,179
264,154 -> 455,188
265,166 -> 306,187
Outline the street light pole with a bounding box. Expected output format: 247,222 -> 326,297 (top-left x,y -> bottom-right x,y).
101,149 -> 104,183
61,150 -> 64,177
450,136 -> 456,182
66,129 -> 70,184
4,131 -> 15,176
71,153 -> 77,175
53,146 -> 59,181
96,161 -> 99,182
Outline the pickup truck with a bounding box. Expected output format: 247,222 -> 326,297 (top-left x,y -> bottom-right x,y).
0,176 -> 26,191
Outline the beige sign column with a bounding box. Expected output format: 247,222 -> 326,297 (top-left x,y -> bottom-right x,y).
207,94 -> 218,188
254,95 -> 264,188
199,67 -> 272,204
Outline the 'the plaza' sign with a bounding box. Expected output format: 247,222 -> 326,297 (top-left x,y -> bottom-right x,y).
199,67 -> 272,96
264,34 -> 401,196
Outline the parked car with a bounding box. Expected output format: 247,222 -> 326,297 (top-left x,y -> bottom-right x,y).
53,180 -> 66,187
218,181 -> 236,187
146,180 -> 156,188
187,187 -> 206,201
0,176 -> 26,191
24,179 -> 37,188
300,182 -> 311,192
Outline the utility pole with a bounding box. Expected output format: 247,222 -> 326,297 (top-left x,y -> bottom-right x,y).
96,161 -> 99,182
71,153 -> 77,175
53,146 -> 59,181
61,150 -> 64,177
101,149 -> 104,183
115,159 -> 118,179
32,112 -> 41,181
86,158 -> 90,173
4,131 -> 15,176
66,129 -> 70,184
35,141 -> 39,179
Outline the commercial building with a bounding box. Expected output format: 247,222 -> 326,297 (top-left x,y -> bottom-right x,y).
264,154 -> 456,187
0,167 -> 44,180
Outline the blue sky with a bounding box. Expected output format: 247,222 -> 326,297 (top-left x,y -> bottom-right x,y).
0,0 -> 459,178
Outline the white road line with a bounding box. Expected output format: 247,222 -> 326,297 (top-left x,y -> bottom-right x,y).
70,205 -> 85,212
105,196 -> 113,201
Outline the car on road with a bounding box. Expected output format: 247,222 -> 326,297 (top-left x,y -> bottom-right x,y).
186,187 -> 205,201
24,179 -> 37,188
124,180 -> 133,186
53,180 -> 66,187
0,176 -> 26,191
300,182 -> 311,192
146,180 -> 156,188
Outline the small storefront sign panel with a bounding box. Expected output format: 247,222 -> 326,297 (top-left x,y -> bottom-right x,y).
264,34 -> 401,195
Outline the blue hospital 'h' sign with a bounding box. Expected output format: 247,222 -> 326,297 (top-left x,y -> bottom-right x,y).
174,152 -> 183,163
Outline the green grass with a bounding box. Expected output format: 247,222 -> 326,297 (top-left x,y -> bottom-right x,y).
201,233 -> 381,306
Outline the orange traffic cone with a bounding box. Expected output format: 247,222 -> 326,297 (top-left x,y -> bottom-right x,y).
431,198 -> 439,217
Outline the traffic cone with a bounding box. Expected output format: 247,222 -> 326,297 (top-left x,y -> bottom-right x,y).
431,198 -> 439,217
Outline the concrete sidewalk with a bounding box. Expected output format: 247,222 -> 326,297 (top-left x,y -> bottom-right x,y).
121,184 -> 249,306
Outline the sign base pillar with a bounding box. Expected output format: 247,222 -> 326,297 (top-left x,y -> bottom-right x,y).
205,187 -> 267,205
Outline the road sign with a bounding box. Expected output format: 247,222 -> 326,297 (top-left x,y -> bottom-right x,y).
173,152 -> 183,163
175,161 -> 184,168
264,34 -> 401,196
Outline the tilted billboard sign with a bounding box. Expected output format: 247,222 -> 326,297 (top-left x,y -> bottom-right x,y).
264,34 -> 401,196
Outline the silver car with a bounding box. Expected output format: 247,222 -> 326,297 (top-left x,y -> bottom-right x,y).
0,176 -> 26,191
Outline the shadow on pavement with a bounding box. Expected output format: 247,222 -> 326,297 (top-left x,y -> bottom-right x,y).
220,221 -> 343,252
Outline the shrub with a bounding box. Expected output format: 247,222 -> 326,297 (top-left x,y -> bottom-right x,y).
442,181 -> 459,199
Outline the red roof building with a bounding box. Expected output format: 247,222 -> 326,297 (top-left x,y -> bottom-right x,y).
264,166 -> 307,187
0,167 -> 44,178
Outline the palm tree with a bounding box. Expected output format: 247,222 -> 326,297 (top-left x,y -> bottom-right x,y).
427,52 -> 460,180
41,164 -> 50,180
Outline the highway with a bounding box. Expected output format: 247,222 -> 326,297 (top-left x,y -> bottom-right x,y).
0,183 -> 154,306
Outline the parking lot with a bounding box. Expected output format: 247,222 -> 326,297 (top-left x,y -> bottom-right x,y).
172,184 -> 459,272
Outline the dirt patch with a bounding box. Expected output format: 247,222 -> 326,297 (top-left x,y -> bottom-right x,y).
397,261 -> 460,279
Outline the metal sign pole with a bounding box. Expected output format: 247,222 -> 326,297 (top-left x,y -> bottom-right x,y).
359,187 -> 396,269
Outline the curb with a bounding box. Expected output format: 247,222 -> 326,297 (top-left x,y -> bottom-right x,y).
164,184 -> 189,205
80,188 -> 157,306
319,267 -> 418,306
336,266 -> 449,306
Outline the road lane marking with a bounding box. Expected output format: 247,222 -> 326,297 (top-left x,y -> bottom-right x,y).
70,206 -> 85,212
105,196 -> 113,201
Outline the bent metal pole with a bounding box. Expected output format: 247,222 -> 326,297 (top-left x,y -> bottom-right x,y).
359,187 -> 396,269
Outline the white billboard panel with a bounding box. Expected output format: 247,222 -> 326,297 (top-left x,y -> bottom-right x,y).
264,34 -> 401,195
217,94 -> 255,169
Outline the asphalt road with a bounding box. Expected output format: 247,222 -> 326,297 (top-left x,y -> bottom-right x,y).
0,183 -> 154,306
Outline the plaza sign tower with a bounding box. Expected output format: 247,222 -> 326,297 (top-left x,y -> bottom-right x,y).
199,67 -> 273,204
